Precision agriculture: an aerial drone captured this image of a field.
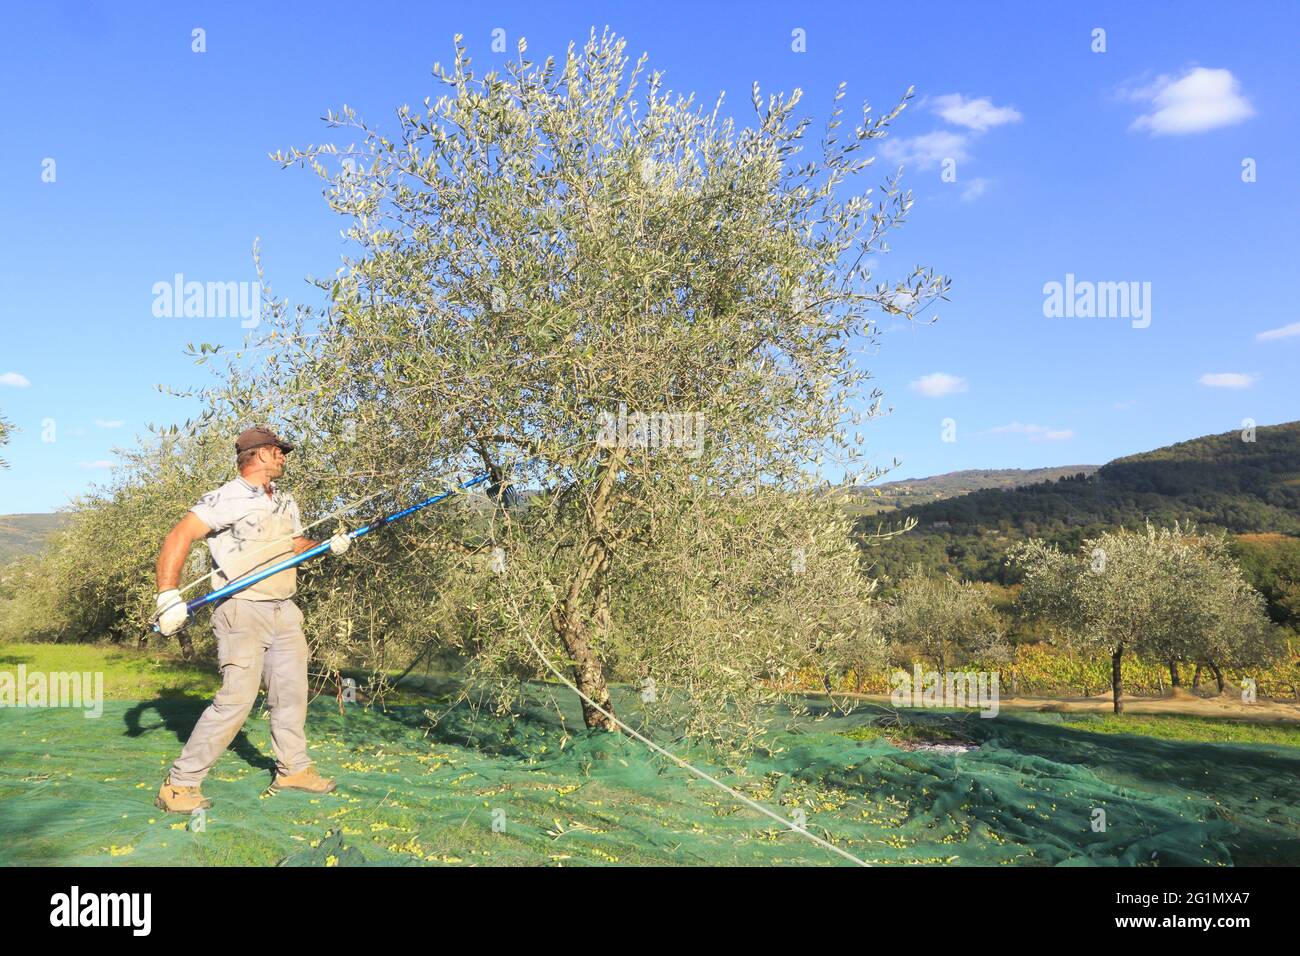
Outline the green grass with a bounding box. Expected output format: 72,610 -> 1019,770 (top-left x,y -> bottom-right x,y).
0,641 -> 218,700
1052,711 -> 1300,747
841,721 -> 977,746
840,709 -> 1300,748
0,641 -> 463,708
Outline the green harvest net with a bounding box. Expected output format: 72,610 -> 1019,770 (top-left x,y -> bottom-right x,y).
2,677 -> 1298,866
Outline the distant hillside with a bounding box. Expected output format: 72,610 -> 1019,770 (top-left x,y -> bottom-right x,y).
0,513 -> 69,565
846,465 -> 1098,516
857,422 -> 1300,587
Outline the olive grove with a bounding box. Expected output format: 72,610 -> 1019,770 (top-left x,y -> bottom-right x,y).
7,30 -> 947,751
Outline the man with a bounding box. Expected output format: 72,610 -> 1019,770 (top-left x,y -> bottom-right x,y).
152,426 -> 351,813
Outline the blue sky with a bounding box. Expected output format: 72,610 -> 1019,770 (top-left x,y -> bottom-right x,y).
1,0 -> 1297,513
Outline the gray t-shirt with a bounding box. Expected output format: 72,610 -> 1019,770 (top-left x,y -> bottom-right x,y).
191,476 -> 304,601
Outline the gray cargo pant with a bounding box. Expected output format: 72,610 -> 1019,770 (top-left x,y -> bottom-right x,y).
169,597 -> 311,787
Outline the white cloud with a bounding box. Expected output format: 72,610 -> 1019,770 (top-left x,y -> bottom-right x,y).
881,130 -> 969,171
930,94 -> 1022,132
960,178 -> 990,202
909,372 -> 968,398
1198,372 -> 1257,388
1129,67 -> 1254,135
0,371 -> 31,387
79,460 -> 115,469
988,422 -> 1074,442
1256,321 -> 1300,342
95,419 -> 126,429
883,94 -> 1019,178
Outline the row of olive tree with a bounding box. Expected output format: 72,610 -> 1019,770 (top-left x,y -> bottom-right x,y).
0,425 -> 239,647
1010,524 -> 1284,713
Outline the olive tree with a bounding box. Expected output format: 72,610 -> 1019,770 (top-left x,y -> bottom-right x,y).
1168,536 -> 1285,693
1103,527 -> 1283,694
174,28 -> 945,743
1012,529 -> 1163,713
1010,525 -> 1279,713
877,566 -> 1005,671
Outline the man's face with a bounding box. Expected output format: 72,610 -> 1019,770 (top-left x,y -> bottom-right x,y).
260,445 -> 287,479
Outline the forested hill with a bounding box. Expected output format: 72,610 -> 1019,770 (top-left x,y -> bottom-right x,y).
0,513 -> 69,566
858,422 -> 1300,585
843,465 -> 1099,516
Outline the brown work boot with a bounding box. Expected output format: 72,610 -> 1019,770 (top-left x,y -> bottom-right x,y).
267,763 -> 337,795
155,775 -> 213,813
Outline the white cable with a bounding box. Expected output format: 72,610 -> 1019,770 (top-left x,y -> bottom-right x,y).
503,588 -> 870,867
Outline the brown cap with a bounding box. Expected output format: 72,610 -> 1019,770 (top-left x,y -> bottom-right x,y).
235,426 -> 295,455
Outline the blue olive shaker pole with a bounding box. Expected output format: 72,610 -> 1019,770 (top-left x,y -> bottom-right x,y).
153,472 -> 491,631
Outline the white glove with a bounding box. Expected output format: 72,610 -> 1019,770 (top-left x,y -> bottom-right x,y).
156,589 -> 189,636
328,532 -> 352,556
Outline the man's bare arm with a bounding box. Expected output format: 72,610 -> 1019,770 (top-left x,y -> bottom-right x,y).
292,536 -> 318,554
156,512 -> 213,591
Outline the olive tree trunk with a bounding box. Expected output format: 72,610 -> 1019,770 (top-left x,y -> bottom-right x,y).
1111,646 -> 1124,715
547,447 -> 624,732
